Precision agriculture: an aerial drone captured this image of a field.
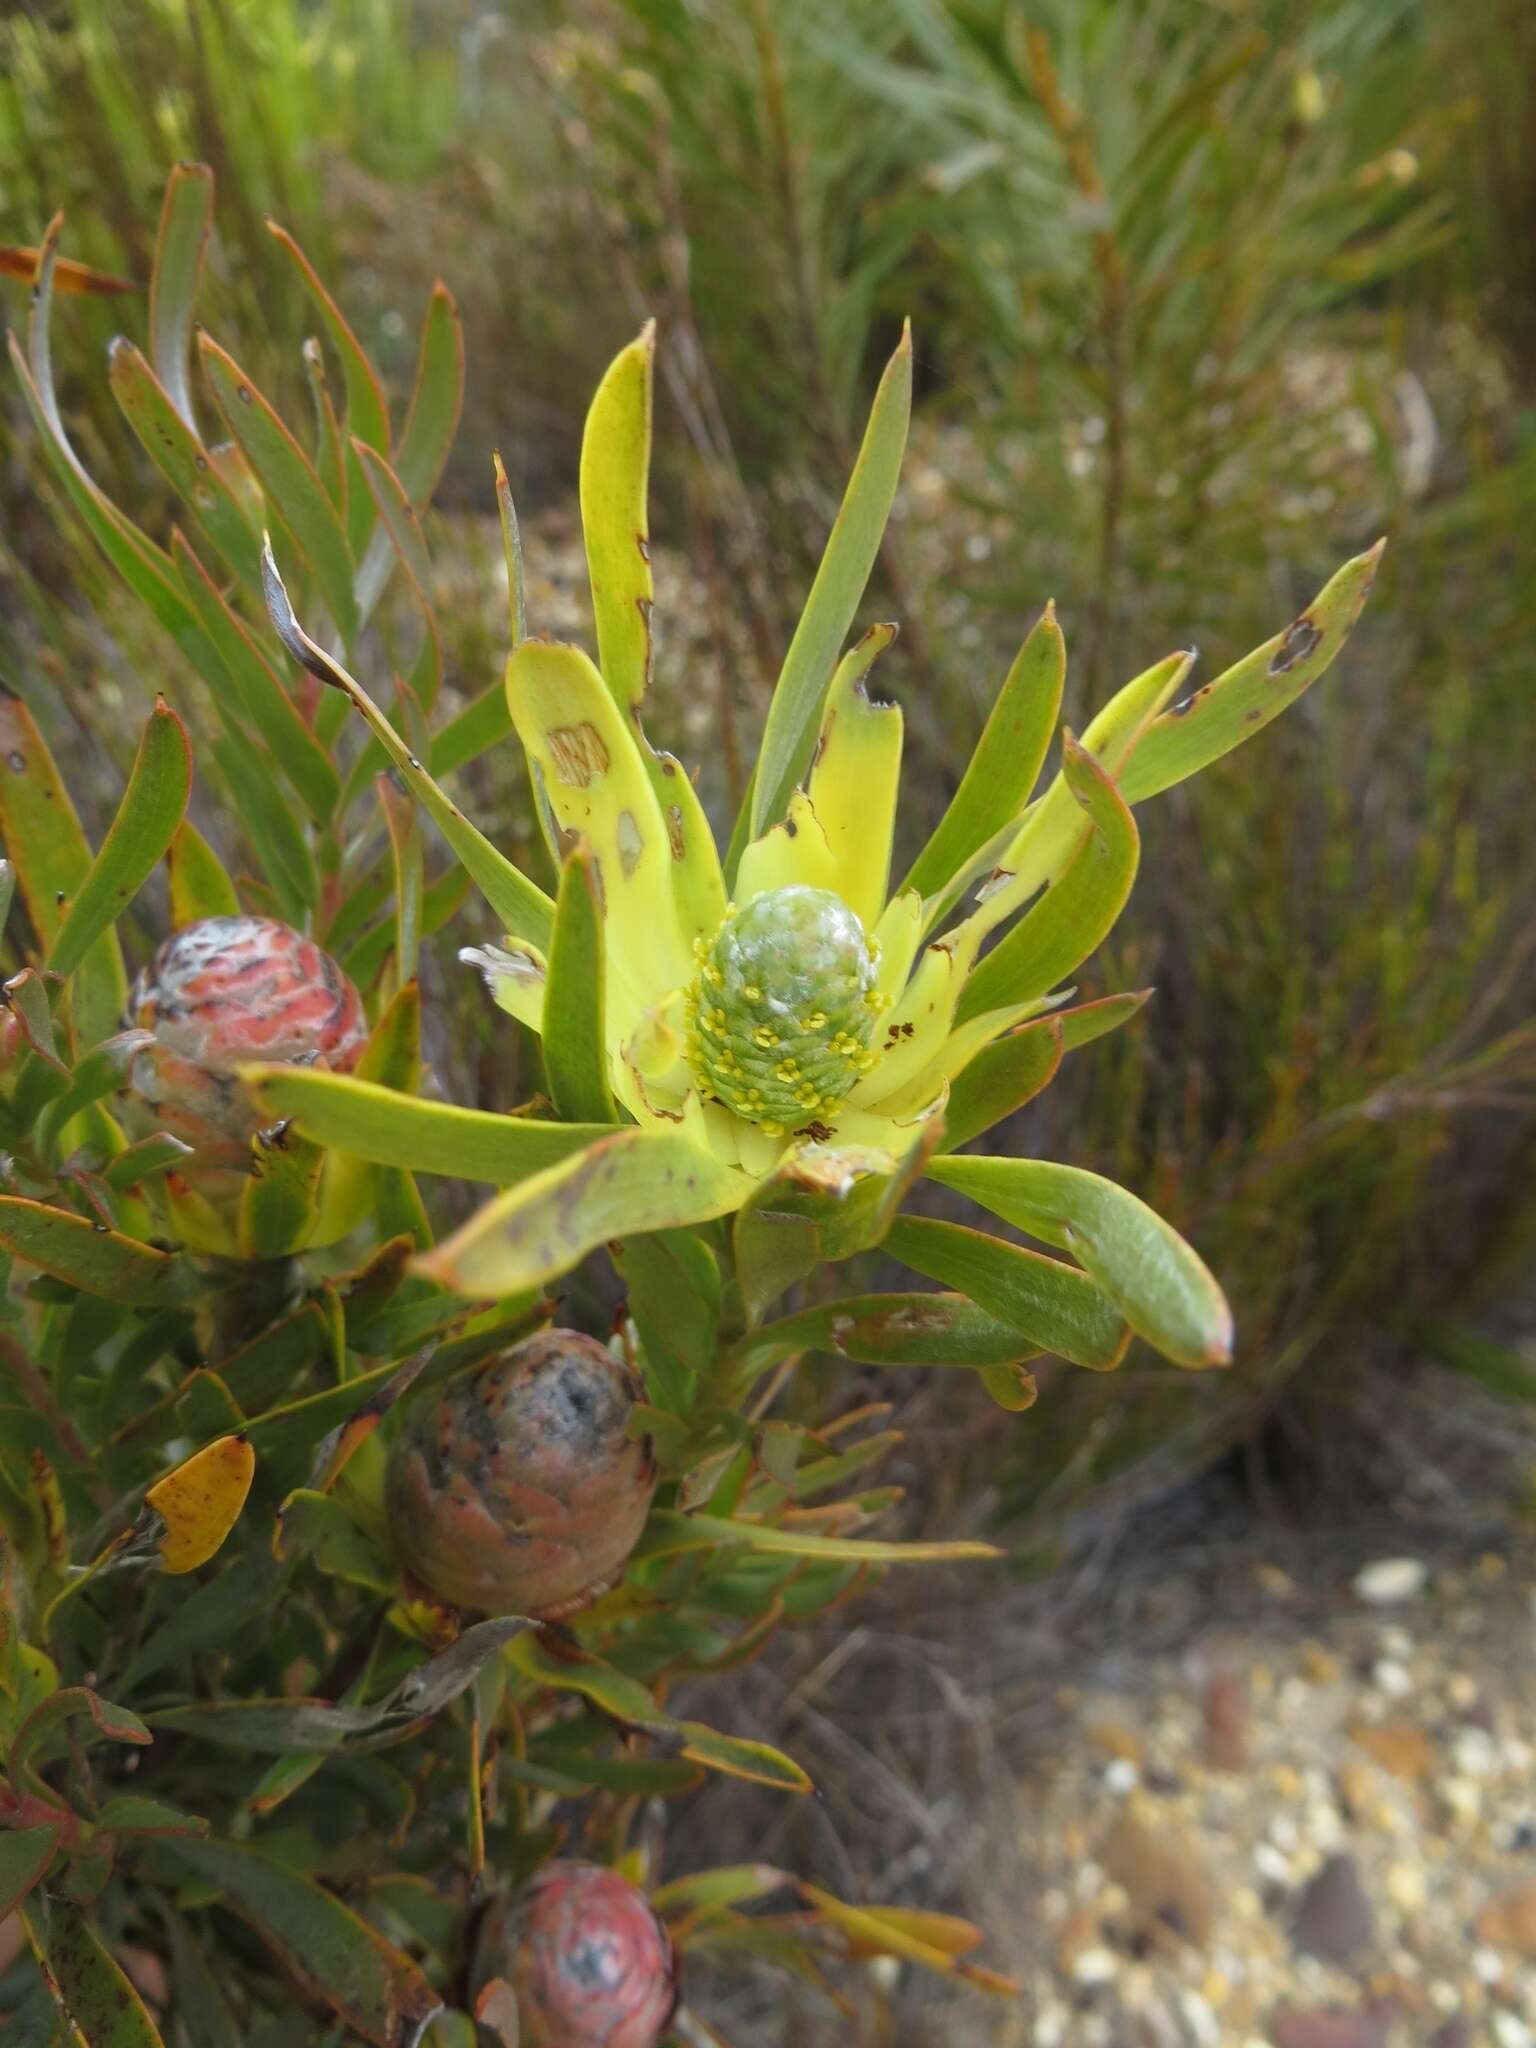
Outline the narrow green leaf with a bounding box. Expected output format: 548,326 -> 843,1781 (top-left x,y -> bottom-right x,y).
266,220 -> 391,456
166,819 -> 239,924
244,1067 -> 606,1185
926,1156 -> 1233,1368
167,1837 -> 441,2048
886,1214 -> 1128,1370
210,733 -> 317,920
748,323 -> 913,843
0,1198 -> 183,1306
23,1902 -> 166,2047
951,649 -> 1191,942
266,218 -> 390,565
377,775 -> 424,994
302,335 -> 349,514
956,732 -> 1139,1024
903,602 -> 1066,900
49,698 -> 191,979
148,160 -> 213,433
94,1794 -> 208,1839
12,1686 -> 150,1778
580,323 -> 655,710
172,531 -> 341,824
199,333 -> 359,651
395,282 -> 464,508
416,1130 -> 745,1298
261,545 -> 553,949
492,451 -> 527,645
940,1018 -> 1064,1152
674,1724 -> 811,1793
315,981 -> 429,1246
543,841 -> 617,1124
350,437 -> 442,699
1058,989 -> 1154,1051
10,220 -> 215,673
108,339 -> 263,587
657,1510 -> 999,1566
0,693 -> 127,1045
730,1290 -> 1034,1384
1120,543 -> 1385,802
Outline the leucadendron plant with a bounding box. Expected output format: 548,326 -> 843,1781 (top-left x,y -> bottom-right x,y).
0,162 -> 1378,2046
253,317 -> 1380,1402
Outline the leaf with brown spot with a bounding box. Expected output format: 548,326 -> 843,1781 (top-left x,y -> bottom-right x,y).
22,1901 -> 167,2046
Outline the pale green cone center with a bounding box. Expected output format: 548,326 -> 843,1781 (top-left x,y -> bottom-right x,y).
685,885 -> 886,1133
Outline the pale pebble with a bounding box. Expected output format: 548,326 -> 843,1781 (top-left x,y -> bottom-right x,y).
1354,1556 -> 1429,1604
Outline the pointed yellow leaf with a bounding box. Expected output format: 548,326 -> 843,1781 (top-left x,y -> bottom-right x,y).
803,623 -> 902,930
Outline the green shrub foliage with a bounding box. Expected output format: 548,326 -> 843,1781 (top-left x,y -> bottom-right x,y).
0,165 -> 1380,2043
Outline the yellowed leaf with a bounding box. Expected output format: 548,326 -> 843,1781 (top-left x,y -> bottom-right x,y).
797,1882 -> 1018,1995
145,1434 -> 255,1574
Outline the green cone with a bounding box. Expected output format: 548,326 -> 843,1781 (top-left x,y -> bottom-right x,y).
686,885 -> 885,1132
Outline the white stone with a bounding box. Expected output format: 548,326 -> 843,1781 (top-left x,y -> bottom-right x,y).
1453,1726 -> 1498,1777
1372,1658 -> 1414,1700
1072,1945 -> 1119,1986
1354,1556 -> 1429,1604
1104,1757 -> 1140,1795
1493,2015 -> 1533,2048
1178,1991 -> 1220,2047
1254,1842 -> 1293,1884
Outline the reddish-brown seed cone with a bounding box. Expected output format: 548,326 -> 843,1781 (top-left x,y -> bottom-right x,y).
127,916 -> 366,1168
385,1331 -> 657,1619
473,1860 -> 679,2048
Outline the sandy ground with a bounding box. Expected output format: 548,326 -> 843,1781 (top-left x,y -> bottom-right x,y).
984,1544 -> 1536,2048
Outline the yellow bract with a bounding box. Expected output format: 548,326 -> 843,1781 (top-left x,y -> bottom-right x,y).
146,1433 -> 256,1574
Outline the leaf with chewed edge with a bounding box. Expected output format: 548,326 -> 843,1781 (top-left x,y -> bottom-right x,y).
1119,543 -> 1384,801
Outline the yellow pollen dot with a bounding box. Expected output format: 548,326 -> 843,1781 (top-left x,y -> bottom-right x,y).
743,984 -> 762,1002
753,1026 -> 779,1049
